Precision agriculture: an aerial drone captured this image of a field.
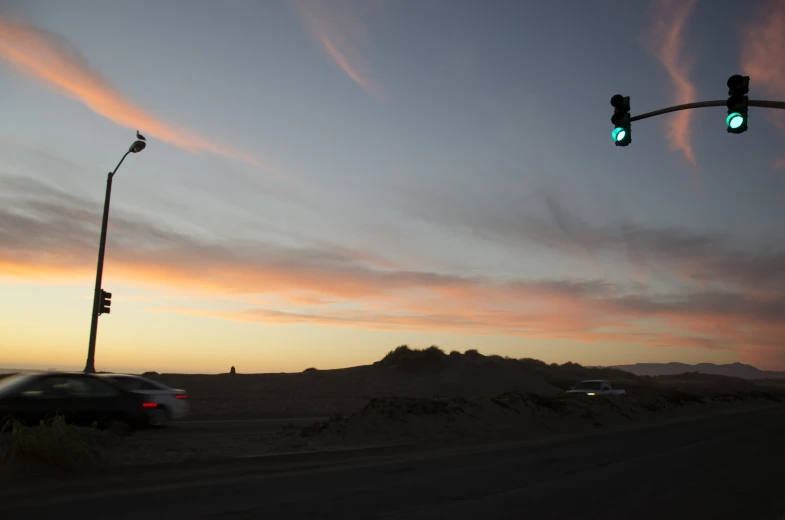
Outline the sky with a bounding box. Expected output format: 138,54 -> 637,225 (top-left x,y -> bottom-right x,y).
1,0 -> 784,374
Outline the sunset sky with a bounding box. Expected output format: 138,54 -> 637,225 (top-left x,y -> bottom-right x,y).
1,0 -> 784,374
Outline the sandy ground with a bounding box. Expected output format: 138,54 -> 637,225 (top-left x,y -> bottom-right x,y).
109,391 -> 782,467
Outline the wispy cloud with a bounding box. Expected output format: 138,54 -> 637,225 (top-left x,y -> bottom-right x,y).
3,173 -> 784,367
408,191 -> 785,294
0,16 -> 273,171
742,0 -> 785,168
641,0 -> 699,165
295,0 -> 384,98
742,0 -> 785,105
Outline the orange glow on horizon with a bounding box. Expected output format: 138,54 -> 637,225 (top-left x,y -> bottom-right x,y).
1,232 -> 781,366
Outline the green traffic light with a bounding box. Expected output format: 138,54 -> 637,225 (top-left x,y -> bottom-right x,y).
612,127 -> 626,142
726,112 -> 744,129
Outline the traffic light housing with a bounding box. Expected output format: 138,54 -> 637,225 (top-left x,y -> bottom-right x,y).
726,75 -> 749,134
99,289 -> 112,315
611,94 -> 631,146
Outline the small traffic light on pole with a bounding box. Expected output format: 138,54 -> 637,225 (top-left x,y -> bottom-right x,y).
99,289 -> 112,315
611,94 -> 632,146
726,75 -> 749,134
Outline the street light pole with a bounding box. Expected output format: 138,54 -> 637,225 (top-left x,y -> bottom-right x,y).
83,134 -> 146,374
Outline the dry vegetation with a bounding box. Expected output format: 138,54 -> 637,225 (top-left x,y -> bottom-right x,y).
0,415 -> 117,474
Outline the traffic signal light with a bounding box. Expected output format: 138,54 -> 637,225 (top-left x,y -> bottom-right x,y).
99,289 -> 112,315
726,75 -> 749,134
611,94 -> 631,146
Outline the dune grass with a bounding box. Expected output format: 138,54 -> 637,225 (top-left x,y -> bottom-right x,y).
0,415 -> 117,473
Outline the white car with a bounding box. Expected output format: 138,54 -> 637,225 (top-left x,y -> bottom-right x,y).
565,380 -> 626,396
99,374 -> 190,426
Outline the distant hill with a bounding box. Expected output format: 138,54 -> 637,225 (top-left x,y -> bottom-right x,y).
611,362 -> 785,380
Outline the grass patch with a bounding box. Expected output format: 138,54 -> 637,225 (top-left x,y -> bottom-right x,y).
525,393 -> 568,414
0,415 -> 117,474
747,390 -> 783,402
300,421 -> 331,437
659,390 -> 706,406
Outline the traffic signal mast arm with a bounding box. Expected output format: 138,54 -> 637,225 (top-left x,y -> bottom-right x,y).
629,99 -> 785,122
612,75 -> 785,145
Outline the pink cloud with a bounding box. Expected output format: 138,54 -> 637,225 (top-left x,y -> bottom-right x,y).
296,0 -> 384,98
0,16 -> 277,173
641,0 -> 699,164
742,0 -> 785,169
742,1 -> 785,102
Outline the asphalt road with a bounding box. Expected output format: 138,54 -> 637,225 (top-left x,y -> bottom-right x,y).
3,405 -> 785,520
160,416 -> 326,436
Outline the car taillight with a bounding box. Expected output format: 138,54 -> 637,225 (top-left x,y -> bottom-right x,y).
175,393 -> 187,399
142,402 -> 158,408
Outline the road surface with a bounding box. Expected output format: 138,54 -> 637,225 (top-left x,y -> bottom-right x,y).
159,416 -> 326,436
2,405 -> 784,519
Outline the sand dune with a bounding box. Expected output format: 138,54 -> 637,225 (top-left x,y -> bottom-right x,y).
300,391 -> 782,447
149,347 -> 774,420
151,349 -> 559,418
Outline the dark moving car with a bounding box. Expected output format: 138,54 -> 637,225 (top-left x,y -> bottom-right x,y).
0,372 -> 160,429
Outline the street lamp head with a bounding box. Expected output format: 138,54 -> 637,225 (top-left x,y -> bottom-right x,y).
129,140 -> 146,153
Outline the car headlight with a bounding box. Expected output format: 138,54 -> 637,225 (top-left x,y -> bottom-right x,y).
587,392 -> 595,396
